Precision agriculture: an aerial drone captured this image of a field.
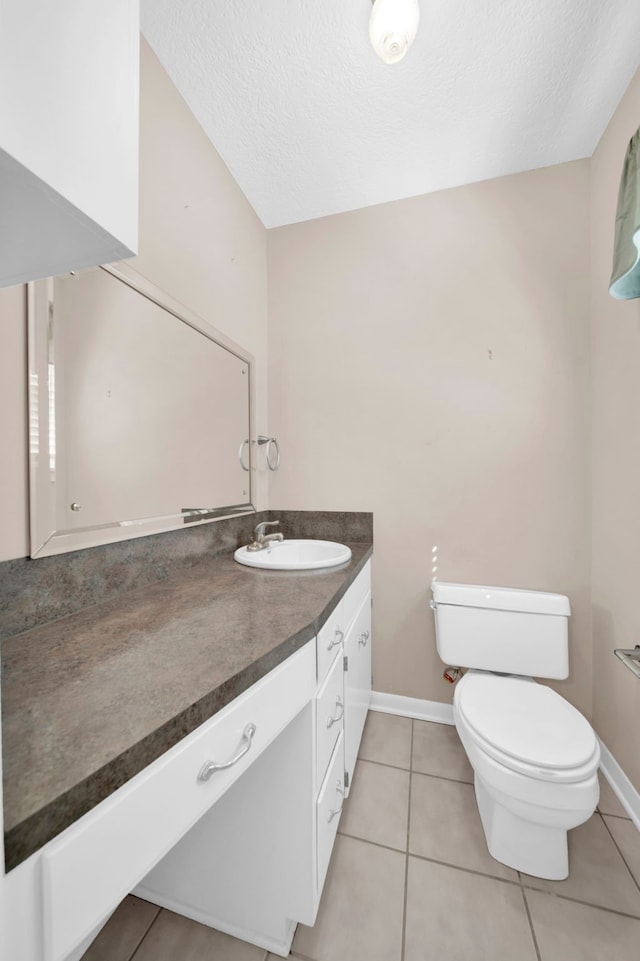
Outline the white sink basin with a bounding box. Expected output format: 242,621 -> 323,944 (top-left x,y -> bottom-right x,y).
234,539 -> 352,571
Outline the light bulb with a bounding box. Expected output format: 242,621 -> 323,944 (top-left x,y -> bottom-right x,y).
369,0 -> 420,65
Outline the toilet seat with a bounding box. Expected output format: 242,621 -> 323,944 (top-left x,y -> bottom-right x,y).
455,672 -> 599,784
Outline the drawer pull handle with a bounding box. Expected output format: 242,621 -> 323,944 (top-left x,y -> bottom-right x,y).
358,630 -> 370,647
198,723 -> 257,782
327,627 -> 344,651
326,696 -> 344,728
328,780 -> 344,822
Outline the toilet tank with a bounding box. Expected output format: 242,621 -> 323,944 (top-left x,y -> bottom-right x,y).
431,581 -> 571,679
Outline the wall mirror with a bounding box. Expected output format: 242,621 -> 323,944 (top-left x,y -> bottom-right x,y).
28,262 -> 255,558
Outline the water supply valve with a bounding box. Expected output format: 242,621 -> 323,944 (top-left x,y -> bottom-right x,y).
443,666 -> 463,684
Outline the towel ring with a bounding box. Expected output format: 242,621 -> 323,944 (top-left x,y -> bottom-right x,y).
257,435 -> 280,471
238,439 -> 250,471
265,438 -> 280,471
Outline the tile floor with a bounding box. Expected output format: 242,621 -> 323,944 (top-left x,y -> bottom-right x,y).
82,712 -> 640,961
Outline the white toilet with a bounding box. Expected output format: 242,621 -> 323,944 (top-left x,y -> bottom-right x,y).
430,580 -> 600,881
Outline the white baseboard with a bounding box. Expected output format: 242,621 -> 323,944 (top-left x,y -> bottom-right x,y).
598,739 -> 640,831
370,691 -> 454,725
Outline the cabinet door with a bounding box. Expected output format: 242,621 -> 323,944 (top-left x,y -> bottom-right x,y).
343,592 -> 372,794
0,0 -> 139,286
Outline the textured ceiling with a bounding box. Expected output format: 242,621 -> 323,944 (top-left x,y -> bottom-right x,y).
141,0 -> 640,229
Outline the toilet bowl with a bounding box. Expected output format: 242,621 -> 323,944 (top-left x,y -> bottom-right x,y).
454,671 -> 600,879
430,580 -> 600,880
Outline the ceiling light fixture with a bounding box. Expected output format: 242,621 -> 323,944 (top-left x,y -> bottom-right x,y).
369,0 -> 420,65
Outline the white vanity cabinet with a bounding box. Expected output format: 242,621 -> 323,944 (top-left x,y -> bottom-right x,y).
0,0 -> 139,287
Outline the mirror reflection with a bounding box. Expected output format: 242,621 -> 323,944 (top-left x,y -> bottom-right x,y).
29,264 -> 254,557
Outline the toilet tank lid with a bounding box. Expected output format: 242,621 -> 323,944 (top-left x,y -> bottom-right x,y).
431,581 -> 571,616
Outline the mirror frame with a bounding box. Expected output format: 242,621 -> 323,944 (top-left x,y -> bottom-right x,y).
28,261 -> 256,558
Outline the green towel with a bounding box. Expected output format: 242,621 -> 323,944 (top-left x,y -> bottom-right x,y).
609,125 -> 640,300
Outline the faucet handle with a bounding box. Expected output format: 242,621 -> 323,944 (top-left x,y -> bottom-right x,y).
254,520 -> 279,537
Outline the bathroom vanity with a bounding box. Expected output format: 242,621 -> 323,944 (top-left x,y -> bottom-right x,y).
1,545 -> 372,961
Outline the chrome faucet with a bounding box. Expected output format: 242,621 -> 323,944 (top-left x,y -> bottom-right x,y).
246,520 -> 284,552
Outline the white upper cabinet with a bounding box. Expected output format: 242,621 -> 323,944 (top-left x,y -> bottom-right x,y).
0,1 -> 140,287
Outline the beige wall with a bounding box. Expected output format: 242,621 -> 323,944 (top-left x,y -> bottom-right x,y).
268,163 -> 592,716
0,40 -> 268,563
135,40 -> 268,486
590,69 -> 640,790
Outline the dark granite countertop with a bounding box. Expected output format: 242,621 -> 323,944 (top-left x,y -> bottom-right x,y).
2,542 -> 372,871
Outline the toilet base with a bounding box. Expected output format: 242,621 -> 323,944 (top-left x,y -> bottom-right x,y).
474,776 -> 569,880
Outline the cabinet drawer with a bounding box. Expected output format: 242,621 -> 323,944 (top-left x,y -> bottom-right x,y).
315,650 -> 344,788
317,732 -> 345,894
342,561 -> 371,633
316,598 -> 344,684
41,641 -> 315,961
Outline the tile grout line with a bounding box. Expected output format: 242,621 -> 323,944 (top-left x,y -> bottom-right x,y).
520,887 -> 542,961
412,769 -> 474,787
357,754 -> 411,774
599,811 -> 640,895
126,904 -> 163,961
399,846 -> 640,921
516,881 -> 640,922
400,719 -> 415,961
598,809 -> 632,822
337,828 -> 409,855
409,848 -> 524,888
359,752 -> 474,788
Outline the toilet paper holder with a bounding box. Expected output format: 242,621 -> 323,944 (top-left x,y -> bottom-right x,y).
614,646 -> 640,679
